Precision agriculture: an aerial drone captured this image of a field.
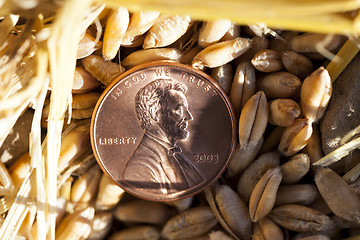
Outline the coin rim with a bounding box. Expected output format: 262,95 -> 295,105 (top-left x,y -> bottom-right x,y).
90,60 -> 236,201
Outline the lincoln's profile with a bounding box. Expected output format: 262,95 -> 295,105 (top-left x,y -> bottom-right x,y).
123,78 -> 204,194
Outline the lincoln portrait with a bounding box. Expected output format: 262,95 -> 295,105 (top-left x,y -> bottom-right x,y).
123,78 -> 204,194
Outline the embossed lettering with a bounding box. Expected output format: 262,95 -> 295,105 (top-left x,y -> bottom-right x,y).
203,85 -> 211,92
124,80 -> 131,88
122,74 -> 147,89
139,73 -> 146,80
131,76 -> 139,83
97,137 -> 137,145
188,75 -> 195,83
196,80 -> 204,87
99,138 -> 106,145
154,69 -> 170,77
111,87 -> 123,100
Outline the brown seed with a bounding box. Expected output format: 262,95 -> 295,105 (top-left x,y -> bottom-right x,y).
227,139 -> 263,177
281,51 -> 314,79
121,33 -> 146,48
55,207 -> 95,240
251,49 -> 283,73
238,91 -> 268,149
60,177 -> 73,201
268,31 -> 298,52
221,24 -> 241,41
95,173 -> 125,211
237,152 -> 280,203
229,61 -> 256,117
9,153 -> 31,188
228,92 -> 269,176
122,48 -> 182,68
249,167 -> 282,222
314,167 -> 360,224
215,184 -> 252,240
308,196 -> 333,216
278,118 -> 313,156
161,207 -> 217,240
143,15 -> 191,49
237,151 -> 281,203
164,196 -> 193,212
259,126 -> 284,154
72,67 -> 101,94
332,214 -> 360,229
192,37 -> 251,69
57,124 -> 90,174
252,217 -> 284,240
114,200 -> 172,225
269,204 -> 334,232
122,11 -> 160,46
82,55 -> 125,86
88,211 -> 113,240
209,231 -> 233,240
70,164 -> 101,204
210,63 -> 233,94
303,124 -> 323,163
275,184 -> 318,206
300,67 -> 332,123
109,226 -> 160,240
72,92 -> 100,110
70,107 -> 94,120
290,33 -> 343,54
77,32 -> 102,59
102,7 -> 129,60
256,71 -> 302,99
280,153 -> 310,184
180,46 -> 202,65
268,98 -> 301,127
198,19 -> 232,47
245,23 -> 278,38
235,36 -> 269,63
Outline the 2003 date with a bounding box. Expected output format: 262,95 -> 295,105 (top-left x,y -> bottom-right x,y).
193,154 -> 219,164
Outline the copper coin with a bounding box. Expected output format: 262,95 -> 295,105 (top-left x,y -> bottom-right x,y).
91,61 -> 236,201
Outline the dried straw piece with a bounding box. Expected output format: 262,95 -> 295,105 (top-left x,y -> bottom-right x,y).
0,14 -> 19,46
313,136 -> 360,167
46,2 -> 101,238
0,170 -> 36,240
103,0 -> 360,35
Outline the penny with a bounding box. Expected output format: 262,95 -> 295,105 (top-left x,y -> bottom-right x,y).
91,61 -> 236,201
